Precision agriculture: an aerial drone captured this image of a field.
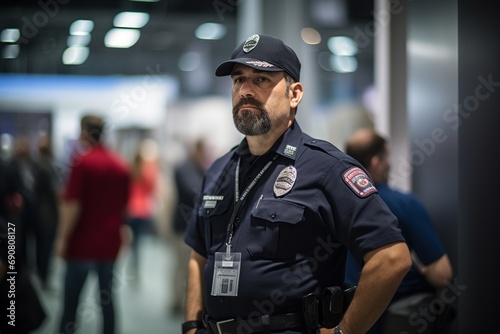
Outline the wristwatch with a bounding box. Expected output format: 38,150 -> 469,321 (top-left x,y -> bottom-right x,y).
181,320 -> 203,333
333,325 -> 344,334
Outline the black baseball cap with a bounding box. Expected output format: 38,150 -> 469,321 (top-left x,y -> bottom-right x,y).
215,34 -> 301,82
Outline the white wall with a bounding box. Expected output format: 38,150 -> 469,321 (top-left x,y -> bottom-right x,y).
0,74 -> 178,164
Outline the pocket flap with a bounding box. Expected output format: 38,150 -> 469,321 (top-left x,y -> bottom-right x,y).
252,199 -> 304,224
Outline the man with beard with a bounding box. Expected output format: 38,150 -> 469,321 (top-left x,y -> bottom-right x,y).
182,34 -> 412,334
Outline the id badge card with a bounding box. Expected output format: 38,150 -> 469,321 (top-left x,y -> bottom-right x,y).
211,252 -> 241,297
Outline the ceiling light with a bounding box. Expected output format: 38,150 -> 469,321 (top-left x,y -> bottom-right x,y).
195,23 -> 227,40
104,28 -> 141,48
328,36 -> 358,56
113,12 -> 150,29
301,28 -> 321,45
2,45 -> 20,59
330,55 -> 358,73
70,20 -> 94,36
1,29 -> 20,43
62,46 -> 89,65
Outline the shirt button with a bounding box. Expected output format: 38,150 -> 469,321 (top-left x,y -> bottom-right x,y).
271,213 -> 277,219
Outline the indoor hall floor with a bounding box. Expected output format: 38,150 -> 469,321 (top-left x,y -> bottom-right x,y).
30,234 -> 184,334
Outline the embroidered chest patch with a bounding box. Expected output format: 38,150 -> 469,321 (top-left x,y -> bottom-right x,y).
342,167 -> 377,198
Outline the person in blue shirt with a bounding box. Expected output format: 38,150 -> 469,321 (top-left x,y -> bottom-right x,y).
182,34 -> 412,334
344,128 -> 453,333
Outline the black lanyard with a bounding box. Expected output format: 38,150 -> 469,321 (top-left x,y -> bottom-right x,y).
224,154 -> 278,255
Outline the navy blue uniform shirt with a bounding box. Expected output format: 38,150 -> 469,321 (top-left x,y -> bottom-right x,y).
345,183 -> 446,296
185,121 -> 405,321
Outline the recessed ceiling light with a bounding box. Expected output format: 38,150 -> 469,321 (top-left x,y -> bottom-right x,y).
70,20 -> 94,36
195,23 -> 227,40
113,12 -> 150,29
1,29 -> 20,43
62,46 -> 89,65
328,36 -> 358,56
301,27 -> 321,45
2,45 -> 20,59
104,28 -> 141,48
330,55 -> 358,73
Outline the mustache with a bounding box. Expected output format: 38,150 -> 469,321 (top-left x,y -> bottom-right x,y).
233,97 -> 264,113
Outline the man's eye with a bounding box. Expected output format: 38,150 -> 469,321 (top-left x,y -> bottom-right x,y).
256,77 -> 268,82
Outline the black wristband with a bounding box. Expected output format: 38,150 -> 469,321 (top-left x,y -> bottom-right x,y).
182,320 -> 204,333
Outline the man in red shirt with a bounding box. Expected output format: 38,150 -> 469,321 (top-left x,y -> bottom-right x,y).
55,114 -> 131,334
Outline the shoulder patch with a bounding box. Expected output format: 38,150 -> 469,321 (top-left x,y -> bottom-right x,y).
342,167 -> 377,198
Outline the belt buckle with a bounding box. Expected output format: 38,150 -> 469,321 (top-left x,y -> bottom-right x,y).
216,318 -> 235,334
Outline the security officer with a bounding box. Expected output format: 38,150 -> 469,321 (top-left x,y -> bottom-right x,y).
182,34 -> 412,334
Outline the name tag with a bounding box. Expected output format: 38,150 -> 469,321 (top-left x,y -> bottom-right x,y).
203,195 -> 224,209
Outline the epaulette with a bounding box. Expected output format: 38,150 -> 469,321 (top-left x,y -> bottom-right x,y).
303,138 -> 344,159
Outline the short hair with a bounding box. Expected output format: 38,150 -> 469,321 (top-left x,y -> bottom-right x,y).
345,130 -> 386,169
81,114 -> 105,142
284,72 -> 298,113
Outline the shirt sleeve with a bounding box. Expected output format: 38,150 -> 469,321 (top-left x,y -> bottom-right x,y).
323,159 -> 406,265
63,157 -> 84,201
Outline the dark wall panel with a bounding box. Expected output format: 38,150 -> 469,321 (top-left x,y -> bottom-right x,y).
408,0 -> 500,331
457,0 -> 500,331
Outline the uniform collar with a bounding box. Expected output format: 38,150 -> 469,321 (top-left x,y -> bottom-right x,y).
235,120 -> 303,161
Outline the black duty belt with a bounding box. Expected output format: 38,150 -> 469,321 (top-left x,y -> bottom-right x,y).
203,311 -> 304,334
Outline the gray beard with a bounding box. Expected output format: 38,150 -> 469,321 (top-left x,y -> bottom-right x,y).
233,108 -> 271,135
232,97 -> 272,135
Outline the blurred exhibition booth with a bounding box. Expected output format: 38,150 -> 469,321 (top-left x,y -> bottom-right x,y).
0,0 -> 378,170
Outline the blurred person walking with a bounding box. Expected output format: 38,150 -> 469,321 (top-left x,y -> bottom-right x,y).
0,134 -> 47,333
170,139 -> 208,315
33,132 -> 61,290
126,138 -> 162,281
6,135 -> 41,274
55,114 -> 131,334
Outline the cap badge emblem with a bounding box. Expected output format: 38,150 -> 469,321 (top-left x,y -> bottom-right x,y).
274,165 -> 297,197
243,34 -> 260,53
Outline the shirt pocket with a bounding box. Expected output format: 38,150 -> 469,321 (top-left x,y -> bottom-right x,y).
247,199 -> 305,260
200,199 -> 232,254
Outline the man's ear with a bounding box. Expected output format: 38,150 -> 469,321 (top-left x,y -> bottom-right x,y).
370,155 -> 380,172
290,82 -> 303,109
